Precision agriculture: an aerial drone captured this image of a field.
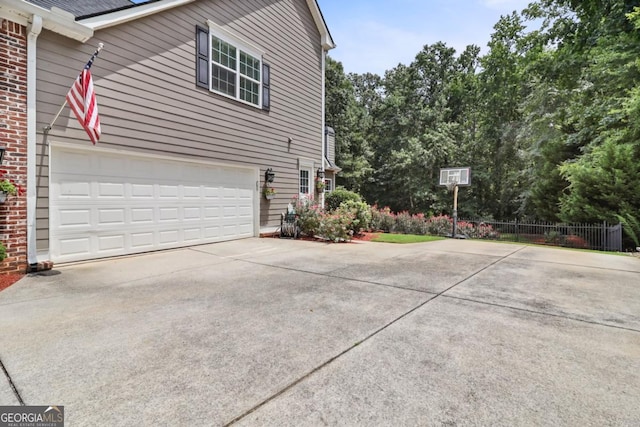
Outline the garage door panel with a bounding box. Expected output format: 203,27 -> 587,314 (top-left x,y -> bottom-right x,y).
97,182 -> 125,198
58,209 -> 91,228
58,237 -> 91,257
131,208 -> 154,223
184,228 -> 201,241
98,235 -> 125,252
184,207 -> 201,220
159,230 -> 180,244
131,184 -> 154,198
58,180 -> 92,198
51,147 -> 256,263
98,208 -> 125,225
183,186 -> 201,198
131,232 -> 154,248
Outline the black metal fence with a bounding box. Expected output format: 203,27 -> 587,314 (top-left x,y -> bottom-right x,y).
460,219 -> 623,252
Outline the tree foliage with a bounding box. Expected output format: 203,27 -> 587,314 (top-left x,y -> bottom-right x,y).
325,1 -> 640,247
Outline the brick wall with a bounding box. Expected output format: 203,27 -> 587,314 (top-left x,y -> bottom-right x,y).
0,19 -> 29,273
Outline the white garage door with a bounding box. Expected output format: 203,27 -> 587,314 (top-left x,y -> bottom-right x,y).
50,145 -> 256,263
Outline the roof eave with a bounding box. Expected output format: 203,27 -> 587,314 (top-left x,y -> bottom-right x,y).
307,0 -> 336,50
79,0 -> 195,30
0,0 -> 93,41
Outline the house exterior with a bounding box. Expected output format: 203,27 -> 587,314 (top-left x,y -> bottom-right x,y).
0,0 -> 335,269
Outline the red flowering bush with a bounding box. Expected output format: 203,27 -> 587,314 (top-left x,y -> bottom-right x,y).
370,205 -> 396,232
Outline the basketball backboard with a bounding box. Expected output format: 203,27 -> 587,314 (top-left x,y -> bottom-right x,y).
439,167 -> 471,186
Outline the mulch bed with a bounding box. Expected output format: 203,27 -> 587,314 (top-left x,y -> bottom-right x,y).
352,232 -> 380,242
296,232 -> 381,243
0,273 -> 24,292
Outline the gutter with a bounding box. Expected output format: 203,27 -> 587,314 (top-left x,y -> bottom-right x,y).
26,15 -> 42,267
320,49 -> 326,209
0,0 -> 92,41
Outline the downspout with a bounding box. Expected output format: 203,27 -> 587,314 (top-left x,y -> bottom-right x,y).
320,48 -> 326,209
26,15 -> 42,267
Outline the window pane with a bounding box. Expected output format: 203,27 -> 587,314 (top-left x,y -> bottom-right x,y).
240,51 -> 260,81
211,36 -> 236,69
212,64 -> 236,97
240,77 -> 259,105
300,170 -> 310,194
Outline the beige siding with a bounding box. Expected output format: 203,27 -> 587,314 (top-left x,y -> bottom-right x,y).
35,0 -> 324,251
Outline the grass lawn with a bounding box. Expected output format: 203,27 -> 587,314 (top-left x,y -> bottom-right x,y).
372,234 -> 445,244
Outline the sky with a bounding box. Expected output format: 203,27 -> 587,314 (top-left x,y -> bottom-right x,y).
317,0 -> 533,75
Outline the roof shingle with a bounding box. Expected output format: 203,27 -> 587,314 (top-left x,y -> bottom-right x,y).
26,0 -> 157,20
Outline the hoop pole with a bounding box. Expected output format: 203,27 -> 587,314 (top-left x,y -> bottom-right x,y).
452,184 -> 459,237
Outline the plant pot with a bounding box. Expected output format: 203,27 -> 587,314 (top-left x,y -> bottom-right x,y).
265,194 -> 276,200
0,192 -> 6,203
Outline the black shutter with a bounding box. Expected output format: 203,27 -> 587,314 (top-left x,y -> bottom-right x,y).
196,25 -> 209,89
262,63 -> 270,110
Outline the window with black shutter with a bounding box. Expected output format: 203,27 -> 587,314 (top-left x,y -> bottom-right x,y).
195,23 -> 270,110
195,26 -> 209,89
262,63 -> 271,111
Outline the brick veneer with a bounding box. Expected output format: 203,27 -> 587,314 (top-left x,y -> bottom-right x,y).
0,19 -> 29,273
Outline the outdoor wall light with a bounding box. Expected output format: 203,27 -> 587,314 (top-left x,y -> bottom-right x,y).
265,168 -> 275,183
316,168 -> 325,180
0,147 -> 5,165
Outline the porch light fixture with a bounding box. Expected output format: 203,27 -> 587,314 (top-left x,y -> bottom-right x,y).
0,147 -> 5,165
316,169 -> 325,180
265,168 -> 275,183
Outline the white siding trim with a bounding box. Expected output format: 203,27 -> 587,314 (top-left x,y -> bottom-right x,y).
49,141 -> 259,173
207,19 -> 265,57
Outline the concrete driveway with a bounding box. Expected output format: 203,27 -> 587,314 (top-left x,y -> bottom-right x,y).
1,238 -> 639,426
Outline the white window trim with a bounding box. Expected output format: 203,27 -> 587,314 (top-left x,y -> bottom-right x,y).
207,20 -> 265,108
298,158 -> 315,200
324,178 -> 333,193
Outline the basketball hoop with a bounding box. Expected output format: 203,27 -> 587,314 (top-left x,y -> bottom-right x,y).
439,167 -> 471,239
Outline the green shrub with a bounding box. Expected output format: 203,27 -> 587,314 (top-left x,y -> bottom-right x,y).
325,187 -> 362,211
339,200 -> 372,235
544,230 -> 562,244
0,242 -> 6,262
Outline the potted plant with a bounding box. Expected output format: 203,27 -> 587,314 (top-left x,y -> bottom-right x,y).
0,176 -> 19,203
263,186 -> 277,200
315,178 -> 325,192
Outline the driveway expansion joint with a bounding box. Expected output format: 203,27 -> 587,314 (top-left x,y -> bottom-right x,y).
0,357 -> 25,405
442,295 -> 640,333
225,246 -> 528,425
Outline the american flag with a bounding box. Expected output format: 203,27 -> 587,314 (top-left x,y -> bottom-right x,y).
66,49 -> 101,144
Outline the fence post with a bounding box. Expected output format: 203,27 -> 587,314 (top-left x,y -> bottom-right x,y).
515,218 -> 519,242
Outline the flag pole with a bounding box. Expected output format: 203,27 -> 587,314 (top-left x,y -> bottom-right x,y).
43,43 -> 104,134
